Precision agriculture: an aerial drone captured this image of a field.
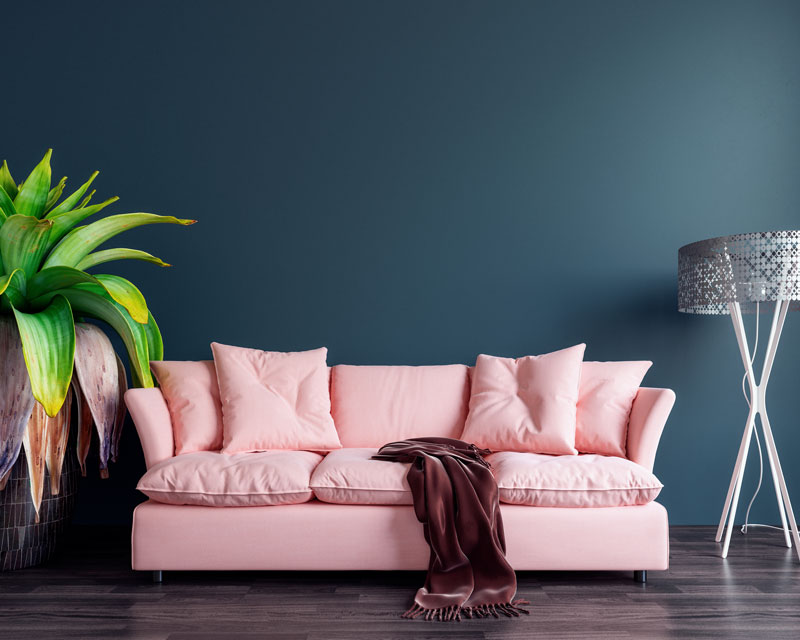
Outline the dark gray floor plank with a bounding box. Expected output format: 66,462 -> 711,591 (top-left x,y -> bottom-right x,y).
0,525 -> 799,639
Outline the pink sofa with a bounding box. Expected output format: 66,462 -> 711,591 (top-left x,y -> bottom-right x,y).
126,365 -> 675,584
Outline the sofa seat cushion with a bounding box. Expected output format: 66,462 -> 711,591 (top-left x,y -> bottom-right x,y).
137,450 -> 323,507
310,448 -> 412,505
487,451 -> 662,508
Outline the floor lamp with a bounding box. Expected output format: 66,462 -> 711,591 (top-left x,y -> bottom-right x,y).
679,231 -> 800,561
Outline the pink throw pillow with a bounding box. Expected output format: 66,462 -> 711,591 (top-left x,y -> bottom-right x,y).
577,361 -> 652,457
211,342 -> 342,453
461,344 -> 586,455
150,360 -> 223,455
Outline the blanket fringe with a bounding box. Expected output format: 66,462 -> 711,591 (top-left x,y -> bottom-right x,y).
402,600 -> 530,621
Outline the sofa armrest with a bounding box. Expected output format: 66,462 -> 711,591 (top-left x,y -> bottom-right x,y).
626,387 -> 676,472
125,388 -> 174,469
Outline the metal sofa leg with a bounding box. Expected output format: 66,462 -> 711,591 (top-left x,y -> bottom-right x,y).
152,570 -> 163,583
633,570 -> 647,583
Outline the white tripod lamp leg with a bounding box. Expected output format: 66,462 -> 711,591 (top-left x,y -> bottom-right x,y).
721,410 -> 756,557
757,301 -> 792,548
718,302 -> 758,552
759,411 -> 792,548
716,405 -> 757,542
759,409 -> 800,560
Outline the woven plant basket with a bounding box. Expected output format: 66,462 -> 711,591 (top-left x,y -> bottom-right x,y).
0,446 -> 79,571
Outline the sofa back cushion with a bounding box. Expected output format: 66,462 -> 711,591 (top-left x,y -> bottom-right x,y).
212,343 -> 342,453
331,365 -> 471,447
150,360 -> 223,455
576,361 -> 652,457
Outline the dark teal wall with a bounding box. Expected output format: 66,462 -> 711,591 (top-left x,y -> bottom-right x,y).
4,0 -> 800,525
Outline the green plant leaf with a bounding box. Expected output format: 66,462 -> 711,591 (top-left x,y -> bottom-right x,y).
0,269 -> 26,309
26,266 -> 100,301
43,213 -> 195,269
40,285 -> 153,387
0,160 -> 18,200
0,185 -> 17,221
0,215 -> 53,279
76,248 -> 170,271
28,272 -> 148,328
92,274 -> 149,324
12,295 -> 75,417
0,268 -> 25,297
45,197 -> 119,249
13,149 -> 52,217
77,189 -> 95,209
0,286 -> 25,310
144,311 -> 164,361
44,176 -> 67,213
46,171 -> 98,217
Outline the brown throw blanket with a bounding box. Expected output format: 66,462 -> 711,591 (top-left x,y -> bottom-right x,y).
373,437 -> 529,621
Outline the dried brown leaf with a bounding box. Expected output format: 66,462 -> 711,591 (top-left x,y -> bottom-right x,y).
73,323 -> 118,476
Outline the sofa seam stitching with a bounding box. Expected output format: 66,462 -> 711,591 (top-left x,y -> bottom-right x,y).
137,488 -> 311,495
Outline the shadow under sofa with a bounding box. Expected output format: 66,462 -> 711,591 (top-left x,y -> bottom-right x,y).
126,378 -> 675,584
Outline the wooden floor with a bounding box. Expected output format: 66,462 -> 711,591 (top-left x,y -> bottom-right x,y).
1,525 -> 799,639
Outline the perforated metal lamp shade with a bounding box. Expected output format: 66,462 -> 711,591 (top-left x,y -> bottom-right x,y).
678,230 -> 800,562
678,230 -> 800,314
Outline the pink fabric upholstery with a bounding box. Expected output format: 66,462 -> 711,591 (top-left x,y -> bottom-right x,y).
626,388 -> 676,472
125,388 -> 174,468
137,450 -> 322,507
132,500 -> 669,571
487,451 -> 662,508
310,448 -> 412,505
576,361 -> 652,457
126,371 -> 675,575
150,360 -> 223,455
211,343 -> 341,453
461,344 -> 586,455
330,365 -> 470,448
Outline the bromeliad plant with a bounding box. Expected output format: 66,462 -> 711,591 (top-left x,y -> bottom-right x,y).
0,150 -> 193,520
